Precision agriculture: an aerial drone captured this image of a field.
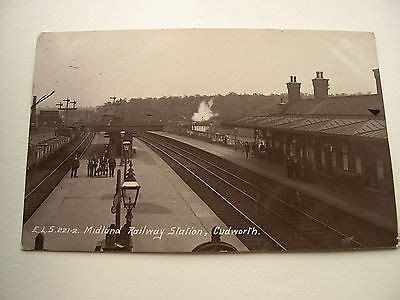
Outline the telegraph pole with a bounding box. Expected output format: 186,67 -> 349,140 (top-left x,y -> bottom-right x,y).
63,98 -> 70,125
110,95 -> 124,116
57,98 -> 78,126
31,90 -> 55,128
31,90 -> 55,109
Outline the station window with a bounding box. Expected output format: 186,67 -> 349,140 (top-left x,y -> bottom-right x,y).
321,149 -> 325,165
332,151 -> 337,168
355,156 -> 362,174
309,148 -> 315,162
290,143 -> 296,156
376,160 -> 384,180
342,145 -> 349,171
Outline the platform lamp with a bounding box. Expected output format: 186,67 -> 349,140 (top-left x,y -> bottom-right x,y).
120,130 -> 126,166
209,122 -> 213,142
234,127 -> 238,150
122,140 -> 131,177
121,162 -> 141,227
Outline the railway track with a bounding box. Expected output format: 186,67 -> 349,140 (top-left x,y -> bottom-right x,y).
140,134 -> 367,251
23,132 -> 95,224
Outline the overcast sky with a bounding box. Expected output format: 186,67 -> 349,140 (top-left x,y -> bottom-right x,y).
33,29 -> 379,108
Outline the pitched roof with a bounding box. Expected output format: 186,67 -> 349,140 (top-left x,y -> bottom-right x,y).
280,94 -> 384,117
222,116 -> 388,140
221,92 -> 388,140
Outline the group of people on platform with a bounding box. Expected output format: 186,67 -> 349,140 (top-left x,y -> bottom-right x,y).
241,141 -> 313,182
69,153 -> 119,179
243,141 -> 274,160
285,155 -> 313,182
87,155 -> 117,178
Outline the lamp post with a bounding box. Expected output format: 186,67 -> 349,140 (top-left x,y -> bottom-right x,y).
122,141 -> 131,177
111,169 -> 122,228
106,165 -> 140,252
209,122 -> 213,143
120,130 -> 125,166
121,162 -> 141,226
234,127 -> 238,150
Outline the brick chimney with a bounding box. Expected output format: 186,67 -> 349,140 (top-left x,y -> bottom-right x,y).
372,68 -> 382,98
286,75 -> 301,103
312,71 -> 329,99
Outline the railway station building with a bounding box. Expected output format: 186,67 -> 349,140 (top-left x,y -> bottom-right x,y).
222,69 -> 393,195
38,110 -> 61,127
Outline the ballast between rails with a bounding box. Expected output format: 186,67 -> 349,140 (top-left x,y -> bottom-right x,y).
142,136 -> 329,249
144,133 -> 367,249
140,136 -> 288,251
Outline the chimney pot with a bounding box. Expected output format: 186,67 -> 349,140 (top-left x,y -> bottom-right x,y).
373,68 -> 382,98
312,71 -> 329,99
286,75 -> 301,102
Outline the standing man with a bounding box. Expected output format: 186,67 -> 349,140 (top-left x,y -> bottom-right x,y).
93,155 -> 98,177
251,142 -> 257,159
70,154 -> 80,178
100,155 -> 107,176
259,142 -> 266,160
87,158 -> 91,177
90,157 -> 96,177
244,142 -> 250,158
108,157 -> 116,177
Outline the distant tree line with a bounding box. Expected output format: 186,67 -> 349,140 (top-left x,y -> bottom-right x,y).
95,91 -> 359,125
96,92 -> 285,124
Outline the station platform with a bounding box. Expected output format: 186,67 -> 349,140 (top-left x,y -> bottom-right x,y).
151,131 -> 397,232
22,133 -> 247,252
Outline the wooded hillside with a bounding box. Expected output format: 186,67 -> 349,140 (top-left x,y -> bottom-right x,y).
98,93 -> 284,124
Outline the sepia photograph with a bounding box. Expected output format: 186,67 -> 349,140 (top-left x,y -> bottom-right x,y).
21,29 -> 398,253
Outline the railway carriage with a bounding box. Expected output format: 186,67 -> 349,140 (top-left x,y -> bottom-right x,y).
26,136 -> 70,169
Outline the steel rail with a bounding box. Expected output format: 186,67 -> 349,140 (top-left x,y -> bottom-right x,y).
143,133 -> 367,249
141,137 -> 288,251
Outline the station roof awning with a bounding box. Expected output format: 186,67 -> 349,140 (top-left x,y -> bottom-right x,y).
222,115 -> 388,140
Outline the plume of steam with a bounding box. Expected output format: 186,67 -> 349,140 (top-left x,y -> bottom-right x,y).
192,99 -> 218,122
